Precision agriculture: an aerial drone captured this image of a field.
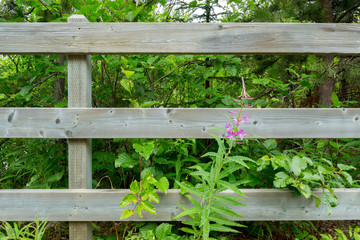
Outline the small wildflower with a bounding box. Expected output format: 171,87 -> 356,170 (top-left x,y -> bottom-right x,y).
225,77 -> 252,143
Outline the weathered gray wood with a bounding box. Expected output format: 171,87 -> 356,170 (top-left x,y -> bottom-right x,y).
67,15 -> 92,240
0,189 -> 359,221
0,108 -> 359,138
1,23 -> 360,55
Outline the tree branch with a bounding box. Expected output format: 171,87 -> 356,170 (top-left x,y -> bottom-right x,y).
29,73 -> 58,92
336,1 -> 360,23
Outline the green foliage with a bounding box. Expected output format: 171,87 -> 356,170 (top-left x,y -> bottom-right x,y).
0,218 -> 48,240
256,153 -> 356,215
120,172 -> 169,219
175,134 -> 248,239
320,226 -> 360,240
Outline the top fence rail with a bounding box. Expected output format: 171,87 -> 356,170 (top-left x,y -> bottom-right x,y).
0,23 -> 359,55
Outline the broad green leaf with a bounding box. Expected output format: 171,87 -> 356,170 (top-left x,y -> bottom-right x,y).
120,78 -> 133,93
226,65 -> 237,76
143,172 -> 157,185
298,183 -> 311,199
189,0 -> 197,7
143,202 -> 157,215
155,177 -> 169,194
47,172 -> 63,182
123,70 -> 135,79
120,208 -> 134,220
130,180 -> 140,195
329,141 -> 339,149
133,142 -> 154,160
210,223 -> 239,233
312,194 -> 321,208
289,156 -> 307,176
302,172 -> 321,183
322,192 -> 338,209
115,153 -> 138,168
263,139 -> 277,150
318,165 -> 332,174
148,191 -> 160,204
337,164 -> 355,171
141,101 -> 159,108
120,194 -> 137,207
340,171 -> 353,185
210,204 -> 243,219
213,195 -> 246,207
155,223 -> 172,239
274,172 -> 290,188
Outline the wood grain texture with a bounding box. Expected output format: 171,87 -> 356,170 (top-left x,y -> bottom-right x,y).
0,189 -> 359,221
0,108 -> 359,138
1,23 -> 360,55
67,15 -> 92,240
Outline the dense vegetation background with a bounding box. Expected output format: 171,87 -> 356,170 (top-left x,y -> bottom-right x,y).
0,0 -> 359,239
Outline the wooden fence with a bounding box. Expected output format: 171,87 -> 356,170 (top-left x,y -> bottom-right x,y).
0,15 -> 359,240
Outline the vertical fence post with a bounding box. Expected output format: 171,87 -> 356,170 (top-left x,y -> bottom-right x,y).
67,14 -> 92,240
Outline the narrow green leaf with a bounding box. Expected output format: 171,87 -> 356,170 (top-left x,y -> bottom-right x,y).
213,195 -> 246,207
209,214 -> 245,227
210,223 -> 239,233
173,207 -> 202,219
180,227 -> 196,234
210,204 -> 244,219
218,180 -> 246,197
176,181 -> 203,198
312,194 -> 321,208
136,202 -> 144,218
202,152 -> 222,159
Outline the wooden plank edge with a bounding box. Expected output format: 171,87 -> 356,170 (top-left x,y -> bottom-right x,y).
1,108 -> 359,139
0,188 -> 359,221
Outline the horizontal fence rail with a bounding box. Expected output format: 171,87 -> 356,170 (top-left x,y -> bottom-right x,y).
0,108 -> 359,139
0,189 -> 359,221
1,23 -> 360,55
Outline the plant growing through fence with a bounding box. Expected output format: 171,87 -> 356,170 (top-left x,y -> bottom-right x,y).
173,77 -> 253,239
119,140 -> 169,219
0,218 -> 48,240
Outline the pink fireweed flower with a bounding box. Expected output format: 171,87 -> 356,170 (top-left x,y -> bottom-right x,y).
243,114 -> 249,123
225,77 -> 251,143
